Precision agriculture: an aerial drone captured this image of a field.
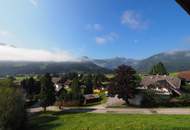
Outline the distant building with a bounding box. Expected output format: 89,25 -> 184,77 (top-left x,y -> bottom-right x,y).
52,77 -> 64,92
128,75 -> 181,106
178,71 -> 190,83
83,94 -> 100,104
138,75 -> 181,96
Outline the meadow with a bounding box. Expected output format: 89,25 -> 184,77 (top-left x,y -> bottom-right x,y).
30,112 -> 190,130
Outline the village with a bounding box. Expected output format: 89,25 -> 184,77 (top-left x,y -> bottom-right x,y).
17,62 -> 190,110
1,0 -> 190,130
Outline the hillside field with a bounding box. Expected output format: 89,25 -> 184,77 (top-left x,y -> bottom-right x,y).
30,112 -> 190,130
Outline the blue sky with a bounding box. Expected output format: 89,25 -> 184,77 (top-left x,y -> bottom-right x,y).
0,0 -> 190,61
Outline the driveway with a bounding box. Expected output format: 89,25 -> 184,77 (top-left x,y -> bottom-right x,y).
28,97 -> 190,115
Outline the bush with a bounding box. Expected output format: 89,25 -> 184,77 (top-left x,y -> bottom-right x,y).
141,90 -> 170,108
163,94 -> 190,107
181,84 -> 190,93
0,87 -> 27,130
141,91 -> 190,108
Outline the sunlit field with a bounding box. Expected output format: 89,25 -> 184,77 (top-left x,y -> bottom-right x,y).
30,112 -> 190,130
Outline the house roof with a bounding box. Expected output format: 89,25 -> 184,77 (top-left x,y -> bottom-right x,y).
83,94 -> 100,100
141,75 -> 181,89
176,0 -> 190,15
158,80 -> 181,95
64,80 -> 72,85
52,77 -> 61,84
178,71 -> 190,81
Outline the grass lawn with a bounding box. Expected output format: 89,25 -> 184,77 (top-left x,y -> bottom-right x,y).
15,75 -> 38,82
169,72 -> 178,77
15,76 -> 27,82
30,112 -> 190,130
105,74 -> 114,79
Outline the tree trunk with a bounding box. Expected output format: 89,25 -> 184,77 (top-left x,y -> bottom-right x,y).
125,99 -> 130,105
43,107 -> 46,112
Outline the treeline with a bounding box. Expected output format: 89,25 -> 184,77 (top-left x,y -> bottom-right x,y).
0,78 -> 27,130
0,72 -> 108,130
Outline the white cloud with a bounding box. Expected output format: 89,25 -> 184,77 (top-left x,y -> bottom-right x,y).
121,10 -> 148,30
85,24 -> 103,31
0,30 -> 13,37
29,0 -> 39,7
95,32 -> 118,45
164,50 -> 188,56
164,51 -> 178,55
0,44 -> 76,62
95,37 -> 107,44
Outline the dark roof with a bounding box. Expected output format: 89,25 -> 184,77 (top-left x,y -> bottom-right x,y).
141,75 -> 181,89
64,80 -> 72,85
83,94 -> 100,100
176,0 -> 190,15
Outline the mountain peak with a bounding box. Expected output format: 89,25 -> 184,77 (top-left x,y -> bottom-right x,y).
80,56 -> 91,62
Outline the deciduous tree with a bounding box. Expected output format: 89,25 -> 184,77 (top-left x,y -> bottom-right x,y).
108,65 -> 140,104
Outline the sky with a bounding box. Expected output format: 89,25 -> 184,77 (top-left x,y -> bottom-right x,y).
0,0 -> 190,61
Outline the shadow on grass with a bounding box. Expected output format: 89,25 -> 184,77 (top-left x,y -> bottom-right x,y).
171,127 -> 190,130
29,108 -> 96,130
29,113 -> 61,130
54,108 -> 97,115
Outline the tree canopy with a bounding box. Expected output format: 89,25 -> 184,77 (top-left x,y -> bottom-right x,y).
0,78 -> 15,88
21,77 -> 40,100
108,65 -> 141,103
83,74 -> 93,94
149,62 -> 168,75
70,77 -> 82,101
0,87 -> 26,130
40,73 -> 56,111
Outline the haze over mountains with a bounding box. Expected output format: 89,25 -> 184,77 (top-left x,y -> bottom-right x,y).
0,61 -> 110,76
0,50 -> 190,76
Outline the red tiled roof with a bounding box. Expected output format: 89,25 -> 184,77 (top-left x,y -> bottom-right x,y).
178,71 -> 190,81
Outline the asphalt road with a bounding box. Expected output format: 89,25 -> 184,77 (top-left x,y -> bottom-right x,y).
28,106 -> 190,115
28,97 -> 190,115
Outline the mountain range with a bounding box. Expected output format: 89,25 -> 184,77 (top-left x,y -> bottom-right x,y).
0,50 -> 190,76
92,50 -> 190,73
0,61 -> 110,76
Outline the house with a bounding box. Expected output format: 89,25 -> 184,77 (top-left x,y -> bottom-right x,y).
64,80 -> 72,87
177,71 -> 190,83
83,94 -> 100,104
52,77 -> 64,92
138,75 -> 181,96
129,75 -> 181,106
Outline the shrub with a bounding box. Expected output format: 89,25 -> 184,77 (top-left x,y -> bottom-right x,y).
0,87 -> 27,130
181,84 -> 190,93
177,93 -> 190,101
141,90 -> 170,108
